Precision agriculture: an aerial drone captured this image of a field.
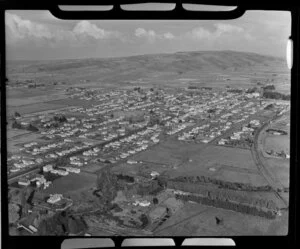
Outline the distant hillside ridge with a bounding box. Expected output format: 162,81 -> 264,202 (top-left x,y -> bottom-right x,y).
9,50 -> 286,74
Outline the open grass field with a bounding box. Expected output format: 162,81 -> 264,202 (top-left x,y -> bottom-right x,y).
259,113 -> 290,188
7,131 -> 42,153
7,102 -> 67,116
154,202 -> 288,236
182,145 -> 258,171
132,137 -> 207,167
264,135 -> 290,154
7,129 -> 32,140
265,158 -> 289,188
263,113 -> 290,155
42,172 -> 97,195
167,145 -> 267,186
132,136 -> 268,186
7,89 -> 66,105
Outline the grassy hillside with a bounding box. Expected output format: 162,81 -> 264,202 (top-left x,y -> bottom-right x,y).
7,50 -> 285,74
7,50 -> 289,94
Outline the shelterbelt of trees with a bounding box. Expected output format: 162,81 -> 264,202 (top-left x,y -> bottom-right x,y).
167,175 -> 273,192
175,192 -> 277,219
165,181 -> 278,219
155,175 -> 280,219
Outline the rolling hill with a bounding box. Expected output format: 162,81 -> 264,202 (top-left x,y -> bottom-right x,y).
7,50 -> 286,75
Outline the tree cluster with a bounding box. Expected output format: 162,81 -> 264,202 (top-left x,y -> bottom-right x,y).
53,114 -> 67,123
96,169 -> 119,208
246,87 -> 258,93
116,174 -> 135,183
27,124 -> 39,132
139,214 -> 149,229
8,203 -> 20,224
12,120 -> 22,129
188,85 -> 199,90
38,211 -> 87,235
263,85 -> 275,91
263,91 -> 290,100
264,104 -> 274,110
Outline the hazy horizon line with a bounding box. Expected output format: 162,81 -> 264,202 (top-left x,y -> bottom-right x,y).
6,49 -> 285,63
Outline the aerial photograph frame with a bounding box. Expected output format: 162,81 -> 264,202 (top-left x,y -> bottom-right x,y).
0,0 -> 299,249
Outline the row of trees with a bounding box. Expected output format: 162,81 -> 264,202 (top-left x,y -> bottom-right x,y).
168,175 -> 272,192
175,193 -> 276,219
263,84 -> 276,91
263,91 -> 290,100
187,85 -> 212,90
227,89 -> 243,93
167,181 -> 277,211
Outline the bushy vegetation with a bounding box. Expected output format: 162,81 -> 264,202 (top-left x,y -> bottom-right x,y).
263,91 -> 290,100
246,87 -> 258,93
53,114 -> 67,123
38,211 -> 87,235
227,89 -> 243,93
263,84 -> 275,91
187,85 -> 199,89
96,169 -> 119,208
139,214 -> 149,228
27,124 -> 39,132
12,120 -> 22,129
11,120 -> 39,132
264,104 -> 275,110
116,174 -> 135,183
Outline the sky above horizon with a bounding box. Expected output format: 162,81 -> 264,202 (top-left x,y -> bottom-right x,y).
5,10 -> 291,60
